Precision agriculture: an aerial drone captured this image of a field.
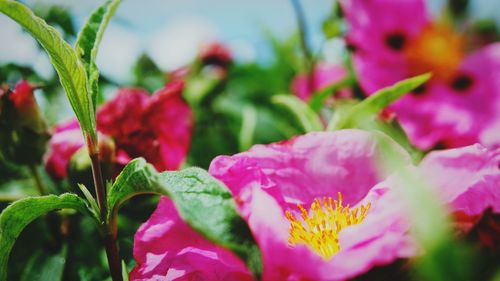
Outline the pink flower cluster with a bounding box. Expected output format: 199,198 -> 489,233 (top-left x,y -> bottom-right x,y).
291,63 -> 350,102
340,0 -> 500,149
130,129 -> 500,280
45,81 -> 193,179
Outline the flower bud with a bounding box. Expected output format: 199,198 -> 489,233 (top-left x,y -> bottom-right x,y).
0,81 -> 50,165
67,134 -> 115,193
199,42 -> 232,69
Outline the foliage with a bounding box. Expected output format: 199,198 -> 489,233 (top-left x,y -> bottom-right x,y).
0,0 -> 96,144
0,0 -> 499,280
107,158 -> 263,277
0,194 -> 90,280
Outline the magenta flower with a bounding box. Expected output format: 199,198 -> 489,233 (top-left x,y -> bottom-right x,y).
291,63 -> 350,101
45,119 -> 86,179
340,0 -> 500,149
418,144 -> 500,222
199,42 -> 232,69
44,82 -> 193,179
129,197 -> 253,281
370,143 -> 500,249
131,130 -> 418,280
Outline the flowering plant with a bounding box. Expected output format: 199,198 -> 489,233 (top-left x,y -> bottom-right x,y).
0,0 -> 499,280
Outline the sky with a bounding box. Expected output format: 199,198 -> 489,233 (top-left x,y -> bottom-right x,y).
0,0 -> 333,83
1,0 -> 500,84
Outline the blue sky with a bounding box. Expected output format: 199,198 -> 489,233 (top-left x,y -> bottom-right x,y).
1,0 -> 500,83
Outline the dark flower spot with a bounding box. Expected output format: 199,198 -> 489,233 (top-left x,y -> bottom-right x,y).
345,38 -> 357,53
346,43 -> 357,53
411,83 -> 427,96
433,141 -> 448,150
385,32 -> 406,51
448,0 -> 469,18
451,74 -> 474,92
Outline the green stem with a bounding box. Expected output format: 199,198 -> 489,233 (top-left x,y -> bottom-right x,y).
290,0 -> 316,93
89,153 -> 107,220
88,141 -> 123,281
29,165 -> 47,195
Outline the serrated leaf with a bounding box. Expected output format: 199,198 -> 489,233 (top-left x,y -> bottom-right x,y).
75,0 -> 121,110
272,94 -> 323,132
107,158 -> 263,278
0,0 -> 96,143
327,73 -> 431,130
0,193 -> 90,281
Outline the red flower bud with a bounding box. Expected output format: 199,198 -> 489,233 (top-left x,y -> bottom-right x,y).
199,42 -> 232,68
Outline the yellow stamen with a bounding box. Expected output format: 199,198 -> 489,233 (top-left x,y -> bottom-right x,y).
404,23 -> 464,81
285,192 -> 371,260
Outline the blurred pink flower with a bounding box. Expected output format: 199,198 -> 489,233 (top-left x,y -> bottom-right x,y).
129,197 -> 253,281
45,119 -> 86,179
131,130 -> 417,280
9,81 -> 36,111
291,63 -> 349,101
371,143 -> 500,250
341,0 -> 500,149
199,42 -> 232,68
44,82 -> 193,179
6,80 -> 46,131
419,144 -> 500,221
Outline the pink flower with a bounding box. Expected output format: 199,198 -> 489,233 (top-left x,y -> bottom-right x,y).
44,82 -> 193,179
199,42 -> 232,68
130,197 -> 253,281
419,144 -> 500,220
45,119 -> 86,179
291,63 -> 350,101
370,143 -> 500,250
131,130 -> 417,280
340,0 -> 500,149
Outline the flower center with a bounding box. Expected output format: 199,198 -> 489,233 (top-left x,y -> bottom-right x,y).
404,23 -> 464,81
285,192 -> 371,260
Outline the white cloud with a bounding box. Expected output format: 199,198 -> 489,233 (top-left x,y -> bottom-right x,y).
146,17 -> 218,71
0,15 -> 54,78
228,39 -> 256,63
96,23 -> 143,84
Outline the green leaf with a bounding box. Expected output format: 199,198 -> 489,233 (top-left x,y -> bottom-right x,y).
0,0 -> 96,143
78,183 -> 100,219
272,94 -> 323,132
107,158 -> 263,278
184,74 -> 222,106
75,0 -> 121,110
239,105 -> 257,151
0,193 -> 90,281
121,260 -> 129,281
308,76 -> 353,112
327,73 -> 431,130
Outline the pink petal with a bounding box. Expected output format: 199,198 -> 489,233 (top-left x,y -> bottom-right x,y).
144,81 -> 193,171
340,0 -> 428,62
460,43 -> 500,148
210,130 -> 411,208
97,88 -> 149,139
209,130 -> 414,280
130,197 -> 251,281
44,120 -> 85,179
291,63 -> 349,101
419,144 -> 500,215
